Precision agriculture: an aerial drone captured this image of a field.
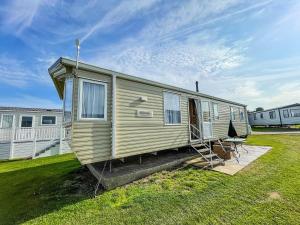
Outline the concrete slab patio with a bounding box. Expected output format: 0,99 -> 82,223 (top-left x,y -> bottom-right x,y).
213,145 -> 272,175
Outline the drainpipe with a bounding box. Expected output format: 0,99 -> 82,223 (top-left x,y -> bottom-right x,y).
111,73 -> 117,158
195,81 -> 199,92
278,108 -> 283,127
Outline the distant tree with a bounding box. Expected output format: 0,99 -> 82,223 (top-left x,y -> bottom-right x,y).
256,107 -> 264,111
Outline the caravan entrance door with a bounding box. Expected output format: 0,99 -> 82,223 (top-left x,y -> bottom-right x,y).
201,101 -> 213,139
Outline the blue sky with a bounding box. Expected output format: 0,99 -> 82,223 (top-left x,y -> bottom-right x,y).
0,0 -> 299,110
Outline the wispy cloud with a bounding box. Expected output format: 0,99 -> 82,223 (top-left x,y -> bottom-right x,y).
81,0 -> 160,42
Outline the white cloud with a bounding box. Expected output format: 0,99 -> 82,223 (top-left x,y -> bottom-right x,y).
81,0 -> 160,42
0,55 -> 55,87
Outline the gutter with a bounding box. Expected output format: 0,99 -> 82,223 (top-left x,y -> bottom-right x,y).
111,73 -> 117,158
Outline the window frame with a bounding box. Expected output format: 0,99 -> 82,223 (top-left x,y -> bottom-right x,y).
230,106 -> 236,121
239,109 -> 245,121
0,114 -> 15,128
290,108 -> 300,117
19,115 -> 35,128
41,115 -> 57,126
283,109 -> 289,118
269,110 -> 276,119
78,78 -> 107,121
63,77 -> 73,124
163,91 -> 182,125
212,102 -> 219,120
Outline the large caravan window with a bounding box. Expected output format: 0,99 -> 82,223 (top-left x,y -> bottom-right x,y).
240,109 -> 245,121
291,109 -> 300,117
269,111 -> 276,119
79,79 -> 107,120
283,109 -> 289,118
1,115 -> 13,128
212,103 -> 219,120
164,92 -> 181,124
64,78 -> 73,123
230,107 -> 236,121
21,116 -> 33,128
42,116 -> 56,125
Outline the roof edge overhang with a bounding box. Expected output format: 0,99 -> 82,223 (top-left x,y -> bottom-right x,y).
48,57 -> 247,107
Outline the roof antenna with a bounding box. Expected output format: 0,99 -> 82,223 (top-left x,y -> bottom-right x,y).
74,38 -> 80,78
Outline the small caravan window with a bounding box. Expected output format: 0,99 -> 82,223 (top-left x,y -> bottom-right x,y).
20,116 -> 33,128
283,109 -> 289,118
253,113 -> 257,120
240,109 -> 245,121
291,109 -> 300,117
212,103 -> 219,120
42,116 -> 56,125
1,114 -> 14,128
260,113 -> 263,119
269,111 -> 276,119
164,92 -> 181,124
64,78 -> 73,123
79,79 -> 107,120
230,107 -> 236,121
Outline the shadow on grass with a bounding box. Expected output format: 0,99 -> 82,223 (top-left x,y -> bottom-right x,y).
0,159 -> 97,225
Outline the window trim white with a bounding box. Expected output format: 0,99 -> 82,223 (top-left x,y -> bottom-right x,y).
212,102 -> 219,120
239,108 -> 245,121
78,78 -> 107,121
230,106 -> 236,121
63,77 -> 73,125
41,115 -> 57,126
0,114 -> 15,128
19,115 -> 35,128
163,91 -> 182,126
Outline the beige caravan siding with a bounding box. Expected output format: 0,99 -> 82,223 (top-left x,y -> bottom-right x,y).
211,102 -> 247,137
71,69 -> 112,164
116,78 -> 189,158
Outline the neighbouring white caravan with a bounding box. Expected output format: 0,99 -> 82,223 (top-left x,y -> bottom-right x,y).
248,103 -> 300,127
0,107 -> 71,160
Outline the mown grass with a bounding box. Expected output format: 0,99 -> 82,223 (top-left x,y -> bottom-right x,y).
0,135 -> 300,225
251,126 -> 300,132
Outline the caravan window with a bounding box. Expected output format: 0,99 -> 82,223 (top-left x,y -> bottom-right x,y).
291,109 -> 300,117
64,78 -> 73,123
212,103 -> 219,120
79,79 -> 107,120
240,109 -> 245,121
283,109 -> 289,118
1,114 -> 14,128
253,113 -> 257,120
20,116 -> 33,128
260,113 -> 264,119
41,116 -> 56,125
230,107 -> 236,121
164,92 -> 181,124
269,111 -> 276,119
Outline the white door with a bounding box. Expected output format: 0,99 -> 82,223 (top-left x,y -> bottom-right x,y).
201,101 -> 213,139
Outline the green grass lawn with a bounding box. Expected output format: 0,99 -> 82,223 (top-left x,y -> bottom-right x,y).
251,126 -> 300,132
1,135 -> 300,225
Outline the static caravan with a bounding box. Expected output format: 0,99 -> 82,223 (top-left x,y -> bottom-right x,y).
0,107 -> 70,160
49,57 -> 249,166
248,103 -> 300,127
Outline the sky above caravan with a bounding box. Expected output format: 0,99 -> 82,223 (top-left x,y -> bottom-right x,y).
0,0 -> 299,111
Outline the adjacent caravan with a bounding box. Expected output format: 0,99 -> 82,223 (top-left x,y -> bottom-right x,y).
49,57 -> 249,165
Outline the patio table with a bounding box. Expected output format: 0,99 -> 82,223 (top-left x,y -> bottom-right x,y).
224,138 -> 247,163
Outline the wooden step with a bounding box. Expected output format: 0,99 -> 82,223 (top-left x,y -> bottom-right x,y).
184,157 -> 206,165
203,153 -> 218,159
192,143 -> 207,148
196,148 -> 210,153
